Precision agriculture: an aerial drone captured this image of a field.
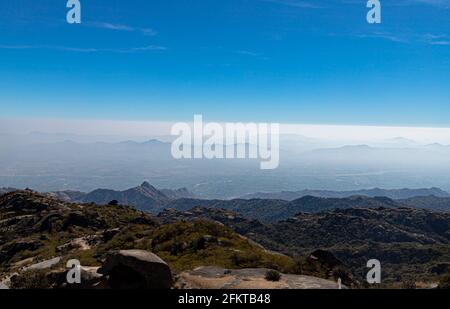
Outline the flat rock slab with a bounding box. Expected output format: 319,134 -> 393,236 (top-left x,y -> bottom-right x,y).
177,266 -> 341,289
0,281 -> 9,289
25,257 -> 62,271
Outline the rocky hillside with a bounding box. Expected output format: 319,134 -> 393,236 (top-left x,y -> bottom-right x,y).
277,207 -> 450,283
0,187 -> 17,196
2,190 -> 449,288
401,196 -> 450,212
0,189 -> 158,275
160,206 -> 450,284
167,194 -> 450,223
0,190 -> 307,289
41,182 -> 450,221
160,188 -> 195,200
166,195 -> 405,222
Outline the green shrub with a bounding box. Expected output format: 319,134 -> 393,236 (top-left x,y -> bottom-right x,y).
9,269 -> 51,289
265,269 -> 281,282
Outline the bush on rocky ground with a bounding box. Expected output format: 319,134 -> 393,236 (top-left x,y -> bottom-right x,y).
265,269 -> 281,282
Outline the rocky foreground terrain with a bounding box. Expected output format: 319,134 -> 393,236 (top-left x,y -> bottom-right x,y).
0,190 -> 344,289
176,266 -> 341,289
0,190 -> 449,289
159,206 -> 450,285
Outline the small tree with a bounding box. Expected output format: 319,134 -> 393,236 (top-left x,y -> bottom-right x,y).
265,270 -> 281,282
10,269 -> 51,289
108,200 -> 119,206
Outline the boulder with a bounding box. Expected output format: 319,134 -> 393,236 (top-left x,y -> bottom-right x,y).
63,211 -> 102,229
98,250 -> 172,289
308,249 -> 343,269
2,239 -> 43,259
102,228 -> 120,242
39,213 -> 64,232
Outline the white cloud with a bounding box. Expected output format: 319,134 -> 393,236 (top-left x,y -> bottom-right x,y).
0,45 -> 99,52
0,44 -> 166,53
430,40 -> 450,45
421,33 -> 450,45
87,22 -> 157,36
356,32 -> 408,43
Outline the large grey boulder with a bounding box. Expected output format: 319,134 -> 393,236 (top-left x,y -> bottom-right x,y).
99,250 -> 172,289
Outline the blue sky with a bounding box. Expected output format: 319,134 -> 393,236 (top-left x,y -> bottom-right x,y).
0,0 -> 449,126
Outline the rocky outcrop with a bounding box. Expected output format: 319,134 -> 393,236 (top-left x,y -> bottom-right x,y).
99,250 -> 173,289
0,190 -> 158,273
309,250 -> 343,269
3,250 -> 173,289
160,187 -> 195,200
176,266 -> 342,289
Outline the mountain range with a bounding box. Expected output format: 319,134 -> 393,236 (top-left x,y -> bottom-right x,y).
3,183 -> 450,222
241,187 -> 450,201
46,181 -> 195,213
165,194 -> 450,223
158,205 -> 450,283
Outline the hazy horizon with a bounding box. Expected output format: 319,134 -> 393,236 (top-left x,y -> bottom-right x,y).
1,0 -> 450,197
4,117 -> 450,145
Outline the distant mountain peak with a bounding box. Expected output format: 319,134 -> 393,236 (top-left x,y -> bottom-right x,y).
51,182 -> 195,213
341,144 -> 371,149
388,137 -> 417,143
141,181 -> 154,189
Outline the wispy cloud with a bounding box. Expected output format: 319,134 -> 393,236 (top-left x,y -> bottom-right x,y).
91,22 -> 134,31
355,32 -> 408,43
0,44 -> 167,53
351,31 -> 450,46
234,50 -> 262,57
422,33 -> 450,45
126,45 -> 167,52
430,40 -> 450,45
233,50 -> 269,60
87,22 -> 157,36
0,45 -> 99,53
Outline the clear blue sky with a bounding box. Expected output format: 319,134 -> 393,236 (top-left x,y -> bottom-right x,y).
0,0 -> 449,126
